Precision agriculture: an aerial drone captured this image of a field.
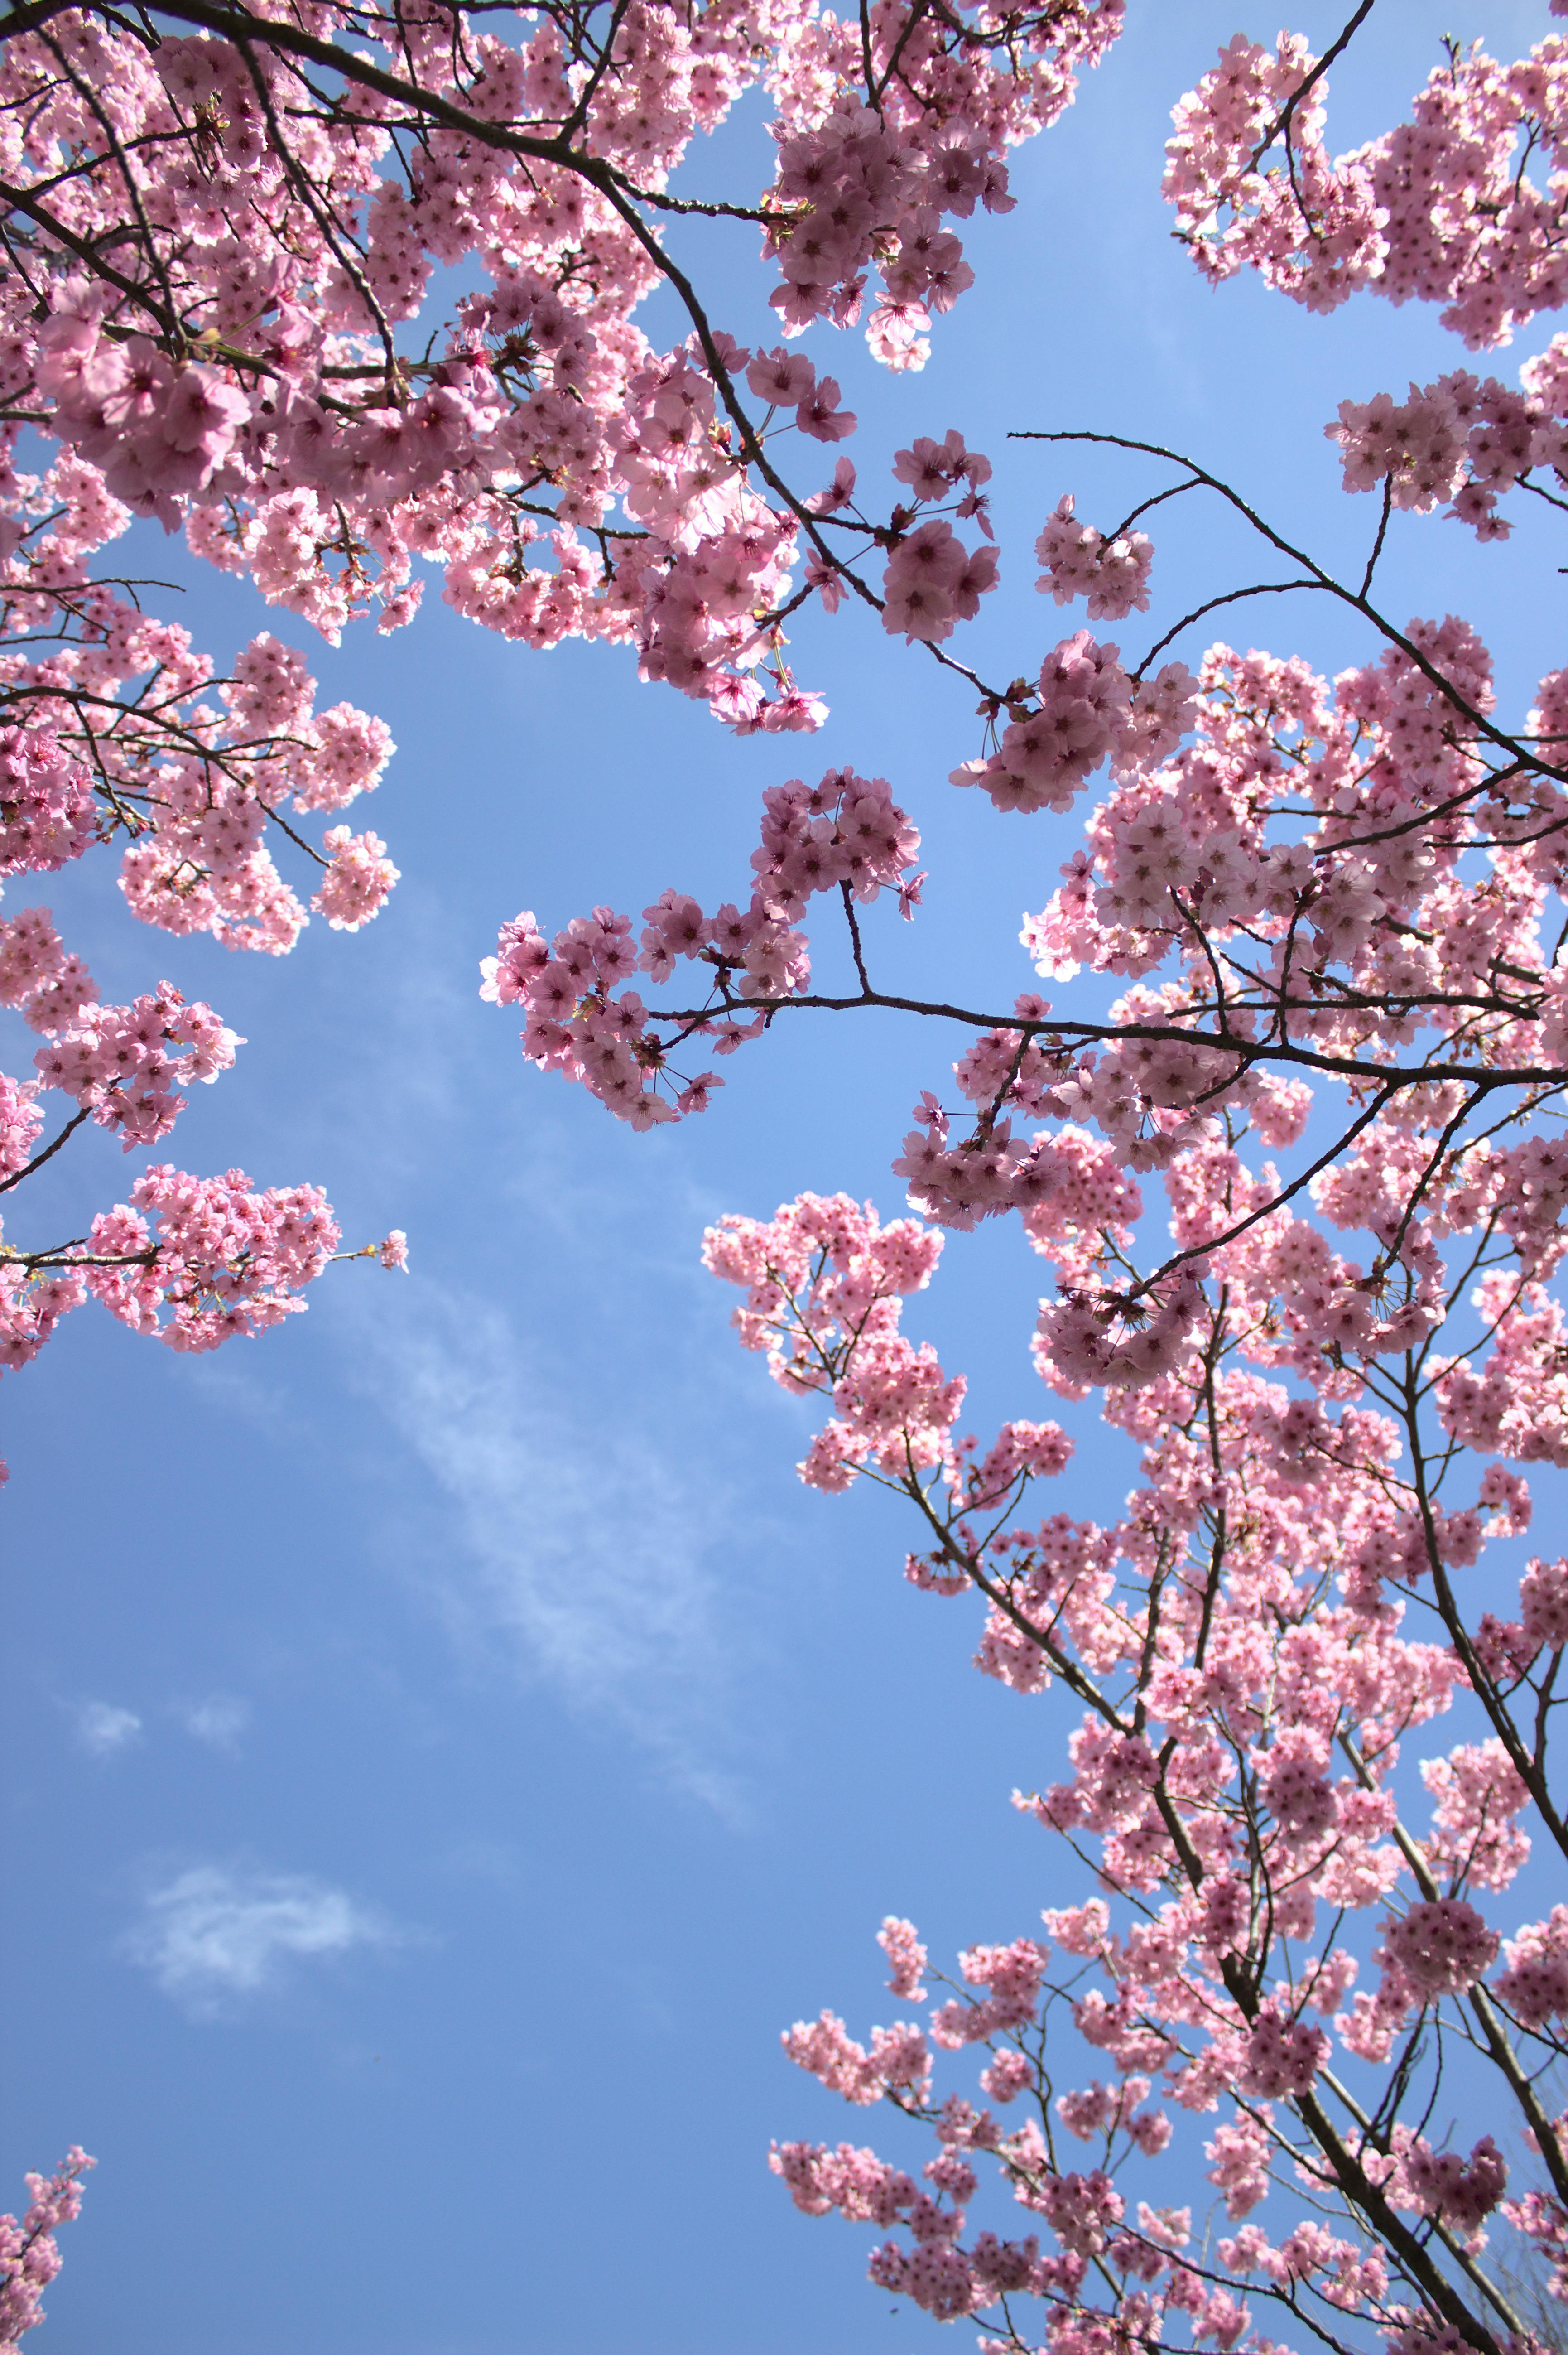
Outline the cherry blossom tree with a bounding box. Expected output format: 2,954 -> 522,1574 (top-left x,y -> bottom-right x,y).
0,0 -> 1115,1421
6,0 -> 1568,2348
0,0 -> 1111,2318
481,8 -> 1568,2351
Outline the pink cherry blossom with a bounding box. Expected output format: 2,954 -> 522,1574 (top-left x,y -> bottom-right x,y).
8,12 -> 1568,2349
1382,1899 -> 1500,1999
312,828 -> 401,932
1036,495 -> 1154,619
0,2149 -> 93,2346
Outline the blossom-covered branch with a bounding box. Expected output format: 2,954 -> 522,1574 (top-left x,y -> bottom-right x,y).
0,0 -> 1124,1429
0,2147 -> 92,2347
470,13 -> 1568,2351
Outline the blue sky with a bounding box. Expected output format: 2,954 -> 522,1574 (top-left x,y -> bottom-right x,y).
3,4 -> 1564,2349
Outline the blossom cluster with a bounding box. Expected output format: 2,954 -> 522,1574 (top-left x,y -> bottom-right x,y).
701,1191 -> 969,1488
482,767 -> 920,1126
1164,19 -> 1568,344
0,0 -> 1121,748
0,599 -> 394,959
711,1184 -> 1568,2339
0,906 -> 400,1406
879,431 -> 998,642
32,998 -> 237,1167
0,2149 -> 93,2347
0,908 -> 236,1149
1327,342 -> 1568,540
949,632 -> 1196,816
2,1163 -> 344,1373
1035,493 -> 1154,620
0,723 -> 96,875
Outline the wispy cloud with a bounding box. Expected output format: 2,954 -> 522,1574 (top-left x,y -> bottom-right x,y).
75,1700 -> 142,1757
344,1281 -> 753,1806
125,1864 -> 395,2011
180,1694 -> 251,1751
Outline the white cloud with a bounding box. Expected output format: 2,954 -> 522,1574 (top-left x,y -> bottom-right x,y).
180,1695 -> 251,1751
125,1865 -> 393,2010
75,1701 -> 142,1757
344,1282 -> 752,1807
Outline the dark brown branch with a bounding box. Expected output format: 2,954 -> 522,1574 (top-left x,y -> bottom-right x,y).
0,1104 -> 91,1194
1011,429 -> 1565,780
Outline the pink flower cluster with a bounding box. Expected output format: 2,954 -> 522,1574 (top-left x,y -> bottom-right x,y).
0,910 -> 95,1039
0,1074 -> 42,1184
2,1164 -> 341,1371
1,909 -> 235,1150
878,1916 -> 928,2001
0,574 -> 395,957
1394,2133 -> 1507,2235
1495,1908 -> 1568,2030
880,432 -> 997,642
1327,345 -> 1568,538
1035,494 -> 1154,620
1165,23 -> 1568,346
782,2008 -> 932,2105
0,0 -> 1123,756
0,725 -> 96,875
482,768 -> 920,1125
702,1191 -> 966,1486
1381,1897 -> 1499,1998
33,984 -> 238,1150
608,340 -> 812,720
758,0 -> 1122,348
40,319 -> 251,529
79,1166 -> 341,1354
0,2149 -> 93,2348
745,347 -> 856,444
1163,32 -> 1385,318
950,633 -> 1195,816
1505,2185 -> 1568,2310
313,827 -> 401,932
1038,1268 -> 1210,1396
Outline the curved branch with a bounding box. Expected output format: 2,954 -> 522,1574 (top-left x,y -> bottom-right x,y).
1011,429 -> 1564,779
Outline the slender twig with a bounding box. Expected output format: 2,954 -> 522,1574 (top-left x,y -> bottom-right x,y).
0,1105 -> 91,1194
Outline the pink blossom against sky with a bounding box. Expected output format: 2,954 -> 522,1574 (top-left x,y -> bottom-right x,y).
5,3 -> 1566,2349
